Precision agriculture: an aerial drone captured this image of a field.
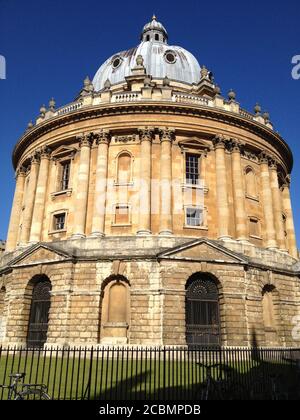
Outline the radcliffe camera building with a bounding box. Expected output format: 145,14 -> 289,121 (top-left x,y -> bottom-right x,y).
0,17 -> 299,348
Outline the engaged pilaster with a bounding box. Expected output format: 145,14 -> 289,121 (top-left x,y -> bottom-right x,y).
230,139 -> 248,241
281,176 -> 298,258
19,153 -> 40,245
159,128 -> 174,235
137,127 -> 154,235
72,133 -> 92,239
269,159 -> 286,252
29,146 -> 51,243
91,130 -> 110,237
6,166 -> 27,251
259,152 -> 277,249
213,135 -> 231,240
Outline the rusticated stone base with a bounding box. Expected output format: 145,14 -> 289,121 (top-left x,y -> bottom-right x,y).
0,236 -> 299,348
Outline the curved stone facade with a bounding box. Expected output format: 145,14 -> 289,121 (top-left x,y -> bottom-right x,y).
0,17 -> 299,348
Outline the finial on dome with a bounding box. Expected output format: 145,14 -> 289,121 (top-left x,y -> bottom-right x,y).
254,103 -> 261,115
27,121 -> 34,131
84,76 -> 91,87
136,55 -> 144,67
49,97 -> 56,111
39,104 -> 46,116
163,75 -> 170,86
152,14 -> 157,20
228,89 -> 236,101
104,79 -> 111,91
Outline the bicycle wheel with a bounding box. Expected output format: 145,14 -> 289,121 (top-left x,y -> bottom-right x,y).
15,390 -> 51,400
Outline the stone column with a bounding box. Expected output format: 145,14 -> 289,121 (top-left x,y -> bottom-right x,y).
259,153 -> 277,249
6,166 -> 27,251
159,128 -> 174,235
269,160 -> 286,252
72,133 -> 92,239
29,147 -> 51,243
281,177 -> 298,258
91,130 -> 110,237
213,135 -> 231,240
137,127 -> 154,235
19,153 -> 40,245
231,140 -> 248,241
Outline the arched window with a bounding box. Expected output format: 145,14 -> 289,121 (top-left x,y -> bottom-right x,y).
185,274 -> 220,346
245,167 -> 257,198
100,277 -> 130,344
0,287 -> 6,341
155,34 -> 159,41
117,152 -> 132,184
146,35 -> 150,41
27,277 -> 51,348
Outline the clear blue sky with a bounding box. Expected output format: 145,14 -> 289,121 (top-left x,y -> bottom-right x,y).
0,0 -> 299,246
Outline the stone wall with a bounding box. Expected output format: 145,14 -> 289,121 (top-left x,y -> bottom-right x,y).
0,236 -> 299,348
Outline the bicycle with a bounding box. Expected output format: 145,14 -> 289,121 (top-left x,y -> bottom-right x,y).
194,362 -> 226,400
0,373 -> 51,400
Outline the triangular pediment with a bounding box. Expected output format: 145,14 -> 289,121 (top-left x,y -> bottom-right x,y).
51,145 -> 77,159
157,239 -> 248,264
9,244 -> 72,267
178,138 -> 211,150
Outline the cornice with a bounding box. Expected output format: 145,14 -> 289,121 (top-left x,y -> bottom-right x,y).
12,102 -> 293,171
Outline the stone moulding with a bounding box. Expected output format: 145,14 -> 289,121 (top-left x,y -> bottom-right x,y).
12,102 -> 293,172
0,238 -> 299,277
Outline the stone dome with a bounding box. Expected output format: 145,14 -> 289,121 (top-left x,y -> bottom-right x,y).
92,17 -> 201,91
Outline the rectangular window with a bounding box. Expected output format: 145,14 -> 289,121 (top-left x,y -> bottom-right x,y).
115,205 -> 130,225
186,207 -> 203,227
53,213 -> 66,231
60,161 -> 71,191
186,154 -> 200,185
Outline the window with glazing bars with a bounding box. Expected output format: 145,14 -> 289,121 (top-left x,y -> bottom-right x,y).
186,154 -> 199,185
61,161 -> 70,190
54,213 -> 66,231
186,207 -> 203,227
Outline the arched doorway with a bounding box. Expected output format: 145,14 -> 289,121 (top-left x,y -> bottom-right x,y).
27,277 -> 52,348
185,274 -> 220,346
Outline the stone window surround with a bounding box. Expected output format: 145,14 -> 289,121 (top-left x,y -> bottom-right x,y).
111,203 -> 132,227
114,150 -> 135,186
244,165 -> 260,202
51,149 -> 76,196
181,148 -> 208,191
248,215 -> 262,240
183,205 -> 208,230
49,209 -> 68,235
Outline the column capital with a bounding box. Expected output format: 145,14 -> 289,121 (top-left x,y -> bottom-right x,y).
268,155 -> 278,171
16,165 -> 27,178
228,138 -> 245,153
281,174 -> 291,190
159,127 -> 175,143
76,132 -> 93,148
212,134 -> 227,149
138,126 -> 155,142
40,146 -> 52,160
94,129 -> 111,146
30,151 -> 41,165
258,151 -> 270,165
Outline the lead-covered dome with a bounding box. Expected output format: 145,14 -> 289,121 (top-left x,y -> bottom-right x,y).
92,16 -> 201,91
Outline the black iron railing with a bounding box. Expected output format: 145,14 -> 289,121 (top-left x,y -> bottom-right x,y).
0,346 -> 299,400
